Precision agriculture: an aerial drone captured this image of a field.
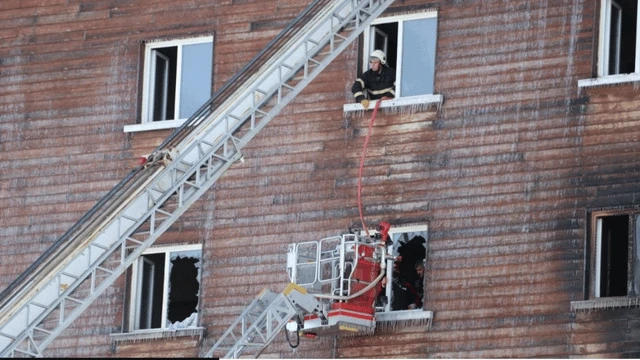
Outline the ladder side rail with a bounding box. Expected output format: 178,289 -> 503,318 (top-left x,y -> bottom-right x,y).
205,292 -> 296,359
159,0 -> 340,156
0,142 -> 245,356
1,0 -> 395,355
0,166 -> 164,330
0,0 -> 331,317
158,0 -> 330,151
0,3 -> 332,340
0,166 -> 148,313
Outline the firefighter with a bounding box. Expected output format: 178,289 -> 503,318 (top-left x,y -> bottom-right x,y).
351,49 -> 396,109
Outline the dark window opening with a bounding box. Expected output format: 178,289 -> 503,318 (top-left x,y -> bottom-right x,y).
371,22 -> 398,70
135,251 -> 201,330
168,255 -> 200,323
608,0 -> 637,75
138,253 -> 165,330
152,46 -> 177,121
377,231 -> 426,312
599,215 -> 629,297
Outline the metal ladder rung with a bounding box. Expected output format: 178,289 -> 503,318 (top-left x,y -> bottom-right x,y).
1,0 -> 396,356
12,348 -> 39,357
63,296 -> 84,306
95,266 -> 114,275
91,242 -> 110,251
154,208 -> 173,217
59,272 -> 80,281
333,33 -> 347,41
0,331 -> 16,340
32,327 -> 52,336
30,301 -> 49,310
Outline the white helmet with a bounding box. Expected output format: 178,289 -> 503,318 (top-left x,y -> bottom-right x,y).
370,49 -> 386,65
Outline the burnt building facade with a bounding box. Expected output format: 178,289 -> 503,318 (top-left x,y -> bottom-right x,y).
2,0 -> 640,357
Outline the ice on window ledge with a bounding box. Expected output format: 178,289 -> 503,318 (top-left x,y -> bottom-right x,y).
168,312 -> 198,330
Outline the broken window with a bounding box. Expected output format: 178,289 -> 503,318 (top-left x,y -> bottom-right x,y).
363,10 -> 438,98
588,209 -> 640,299
375,225 -> 428,314
130,244 -> 202,331
142,36 -> 213,122
599,0 -> 637,76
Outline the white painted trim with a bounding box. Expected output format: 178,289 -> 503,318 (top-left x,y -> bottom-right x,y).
143,243 -> 202,255
376,309 -> 433,322
362,11 -> 438,98
174,45 -> 184,121
147,35 -> 213,49
124,119 -> 186,133
371,9 -> 437,24
111,327 -> 205,344
571,298 -> 640,312
599,0 -> 610,77
636,2 -> 640,73
389,224 -> 429,234
141,35 -> 214,124
343,94 -> 443,113
128,244 -> 203,331
595,218 -> 602,298
578,72 -> 640,88
396,19 -> 404,96
160,254 -> 170,329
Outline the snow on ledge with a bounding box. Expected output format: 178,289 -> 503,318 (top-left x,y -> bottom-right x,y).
343,94 -> 443,116
110,326 -> 205,344
124,119 -> 186,133
578,73 -> 640,89
570,298 -> 640,312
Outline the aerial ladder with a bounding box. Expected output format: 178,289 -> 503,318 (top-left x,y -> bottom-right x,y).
204,227 -> 433,359
0,0 -> 396,357
206,231 -> 384,359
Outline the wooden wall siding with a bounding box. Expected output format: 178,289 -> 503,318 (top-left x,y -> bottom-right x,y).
2,0 -> 640,358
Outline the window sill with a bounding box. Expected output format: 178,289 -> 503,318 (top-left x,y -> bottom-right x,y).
374,309 -> 433,333
110,327 -> 205,344
578,73 -> 640,89
342,94 -> 443,115
124,119 -> 186,133
570,298 -> 640,312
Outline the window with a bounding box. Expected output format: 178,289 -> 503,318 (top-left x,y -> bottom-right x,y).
376,225 -> 428,314
363,11 -> 438,98
141,36 -> 213,124
587,209 -> 640,300
598,0 -> 638,77
129,244 -> 202,331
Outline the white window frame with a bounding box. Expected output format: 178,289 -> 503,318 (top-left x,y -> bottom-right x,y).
363,10 -> 437,98
128,243 -> 202,331
344,10 -> 443,113
373,224 -> 433,325
579,0 -> 640,87
126,35 -> 213,133
380,224 -> 428,313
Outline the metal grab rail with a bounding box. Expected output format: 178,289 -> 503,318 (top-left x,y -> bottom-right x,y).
0,0 -> 328,323
0,0 -> 395,357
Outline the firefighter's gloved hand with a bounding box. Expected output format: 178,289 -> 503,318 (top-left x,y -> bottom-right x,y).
361,99 -> 370,109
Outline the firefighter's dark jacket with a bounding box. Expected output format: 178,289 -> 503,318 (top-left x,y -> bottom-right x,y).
351,65 -> 396,102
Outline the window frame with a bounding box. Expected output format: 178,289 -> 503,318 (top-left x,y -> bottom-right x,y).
128,243 -> 203,332
579,0 -> 640,87
127,35 -> 213,132
377,224 -> 428,315
362,10 -> 438,98
344,10 -> 442,113
587,209 -> 638,300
